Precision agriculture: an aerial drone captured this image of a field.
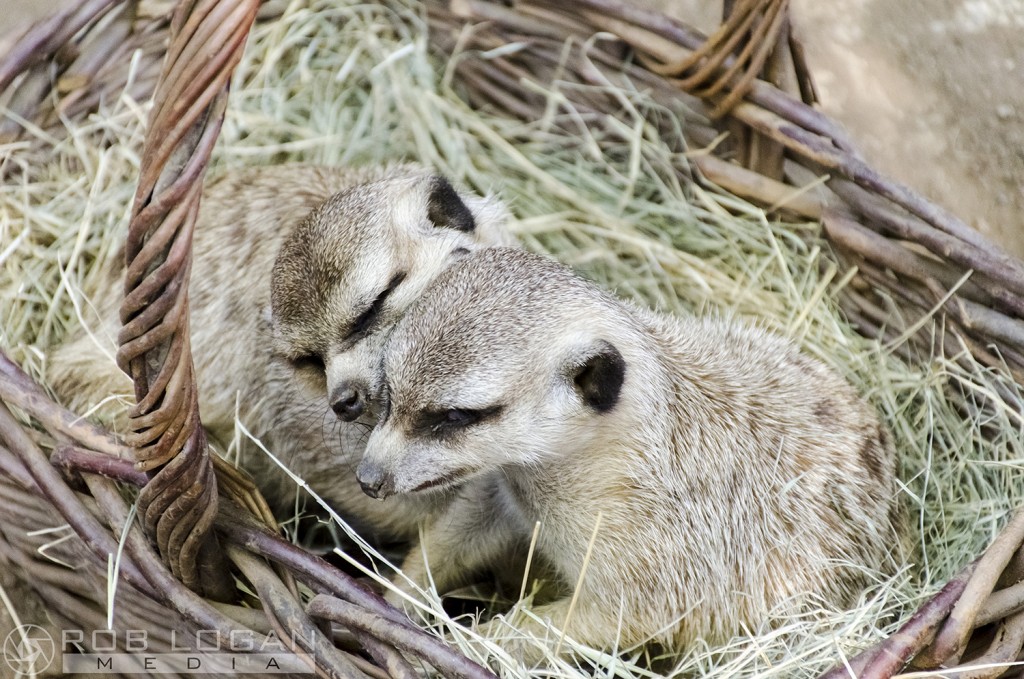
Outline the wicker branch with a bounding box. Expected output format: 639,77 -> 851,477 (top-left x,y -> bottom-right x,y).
0,353 -> 128,457
0,401 -> 153,595
0,474 -> 200,658
819,563 -> 977,679
51,444 -> 150,487
916,510 -> 1024,667
632,0 -> 793,119
227,545 -> 372,679
0,0 -> 124,142
308,594 -> 495,679
116,0 -> 259,599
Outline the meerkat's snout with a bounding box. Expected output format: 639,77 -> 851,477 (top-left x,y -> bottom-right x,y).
323,335 -> 388,422
355,458 -> 394,499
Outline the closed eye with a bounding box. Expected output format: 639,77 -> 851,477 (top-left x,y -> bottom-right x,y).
416,405 -> 504,437
290,354 -> 325,373
347,271 -> 407,340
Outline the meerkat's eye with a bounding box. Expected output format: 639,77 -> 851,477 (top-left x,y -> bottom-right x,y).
417,405 -> 504,436
444,409 -> 477,426
291,354 -> 325,373
348,271 -> 407,339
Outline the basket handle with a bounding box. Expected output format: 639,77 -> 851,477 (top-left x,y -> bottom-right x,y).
116,0 -> 259,599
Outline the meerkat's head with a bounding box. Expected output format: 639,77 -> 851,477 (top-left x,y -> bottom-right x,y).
357,248 -> 641,499
271,166 -> 512,422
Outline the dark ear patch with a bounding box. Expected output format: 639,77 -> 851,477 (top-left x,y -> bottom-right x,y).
573,341 -> 626,413
427,176 -> 476,233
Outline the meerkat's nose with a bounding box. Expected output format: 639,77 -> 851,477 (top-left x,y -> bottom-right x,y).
356,460 -> 394,500
330,381 -> 366,421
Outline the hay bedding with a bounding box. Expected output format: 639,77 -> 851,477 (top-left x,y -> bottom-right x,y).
1,0 -> 1023,676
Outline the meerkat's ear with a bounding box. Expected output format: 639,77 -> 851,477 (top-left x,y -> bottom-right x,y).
427,176 -> 476,233
570,340 -> 626,413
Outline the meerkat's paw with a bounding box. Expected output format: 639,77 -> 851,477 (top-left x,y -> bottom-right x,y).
473,609 -> 563,666
382,577 -> 422,612
382,554 -> 440,617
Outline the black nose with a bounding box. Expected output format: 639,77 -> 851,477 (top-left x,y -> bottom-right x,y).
356,460 -> 393,500
330,382 -> 366,421
359,477 -> 384,499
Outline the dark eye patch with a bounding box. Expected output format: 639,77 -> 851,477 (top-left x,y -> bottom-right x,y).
290,353 -> 325,373
414,405 -> 504,437
347,271 -> 407,340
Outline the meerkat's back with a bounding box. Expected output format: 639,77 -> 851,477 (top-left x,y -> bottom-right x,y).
640,311 -> 900,638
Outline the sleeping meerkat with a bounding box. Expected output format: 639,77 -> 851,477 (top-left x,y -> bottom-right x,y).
47,163 -> 513,540
358,247 -> 903,656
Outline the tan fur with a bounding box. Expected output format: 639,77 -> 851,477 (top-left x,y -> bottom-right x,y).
360,247 -> 903,655
47,164 -> 514,541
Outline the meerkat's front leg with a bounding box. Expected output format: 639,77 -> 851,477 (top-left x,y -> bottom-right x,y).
387,475 -> 524,607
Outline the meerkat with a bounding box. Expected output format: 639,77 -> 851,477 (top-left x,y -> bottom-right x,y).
47,163 -> 514,541
357,247 -> 903,656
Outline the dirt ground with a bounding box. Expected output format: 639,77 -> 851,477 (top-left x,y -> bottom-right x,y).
791,0 -> 1024,257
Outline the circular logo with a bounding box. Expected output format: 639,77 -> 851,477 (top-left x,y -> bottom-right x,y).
3,624 -> 56,675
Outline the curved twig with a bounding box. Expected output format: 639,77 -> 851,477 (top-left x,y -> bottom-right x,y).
118,0 -> 259,599
227,545 -> 370,679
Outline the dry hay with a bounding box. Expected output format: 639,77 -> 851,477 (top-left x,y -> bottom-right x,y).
2,0 -> 1023,676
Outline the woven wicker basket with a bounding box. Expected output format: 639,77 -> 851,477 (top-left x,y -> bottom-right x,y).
2,1 -> 1023,677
